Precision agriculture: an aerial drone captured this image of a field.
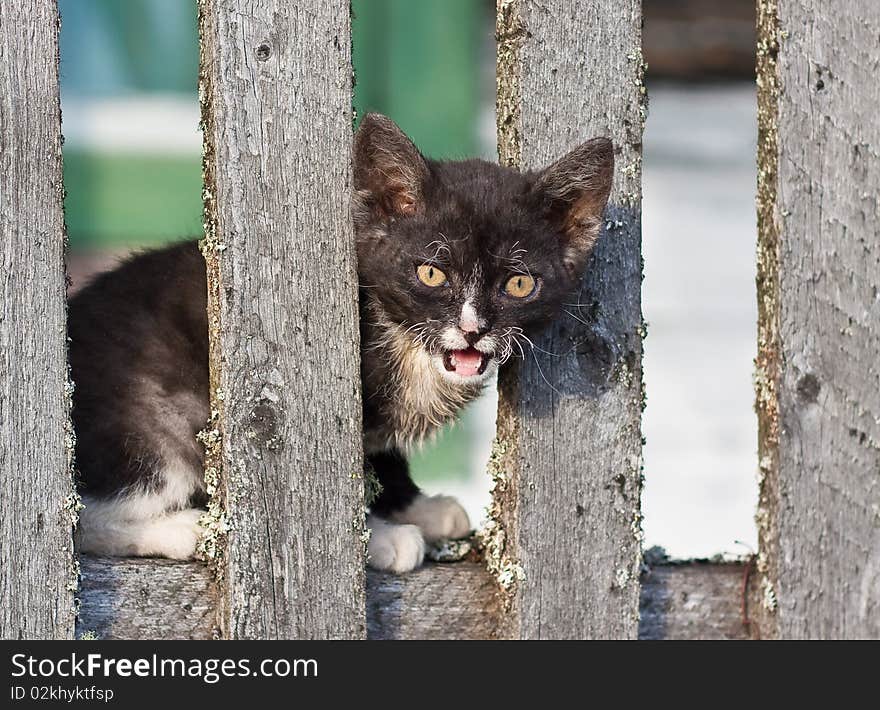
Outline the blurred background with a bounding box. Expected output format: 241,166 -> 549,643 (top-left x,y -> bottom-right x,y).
60,0 -> 758,559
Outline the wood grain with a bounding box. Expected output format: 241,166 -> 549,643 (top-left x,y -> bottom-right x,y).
493,0 -> 645,638
77,558 -> 218,640
77,557 -> 749,640
198,0 -> 366,639
639,562 -> 750,640
0,0 -> 76,640
756,0 -> 880,638
366,564 -> 502,640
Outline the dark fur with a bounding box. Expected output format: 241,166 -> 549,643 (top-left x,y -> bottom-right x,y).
69,244 -> 210,504
69,114 -> 613,520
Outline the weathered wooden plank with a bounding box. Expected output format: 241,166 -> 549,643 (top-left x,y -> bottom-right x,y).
639,562 -> 750,640
755,0 -> 880,639
77,558 -> 748,640
0,0 -> 76,640
198,0 -> 365,639
77,558 -> 218,641
492,0 -> 645,638
366,565 -> 501,640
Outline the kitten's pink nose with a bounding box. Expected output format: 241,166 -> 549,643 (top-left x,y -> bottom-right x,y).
459,302 -> 483,335
458,302 -> 487,346
459,316 -> 480,333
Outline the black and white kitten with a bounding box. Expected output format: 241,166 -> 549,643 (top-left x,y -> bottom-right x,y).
70,114 -> 613,573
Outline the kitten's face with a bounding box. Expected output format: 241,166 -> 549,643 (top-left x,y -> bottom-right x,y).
353,114 -> 613,386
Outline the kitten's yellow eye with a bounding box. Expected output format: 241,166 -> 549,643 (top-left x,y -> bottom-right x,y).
504,274 -> 536,298
417,264 -> 447,287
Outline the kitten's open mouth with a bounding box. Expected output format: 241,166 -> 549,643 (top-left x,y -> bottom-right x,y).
442,347 -> 490,378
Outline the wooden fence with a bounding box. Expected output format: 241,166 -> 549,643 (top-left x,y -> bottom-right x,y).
0,0 -> 877,640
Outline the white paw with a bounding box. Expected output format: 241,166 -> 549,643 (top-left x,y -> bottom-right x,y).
366,515 -> 425,573
163,508 -> 205,560
159,509 -> 204,560
390,494 -> 471,543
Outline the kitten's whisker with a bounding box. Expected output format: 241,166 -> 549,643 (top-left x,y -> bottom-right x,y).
563,309 -> 592,327
498,329 -> 515,364
510,333 -> 526,361
516,337 -> 562,396
488,241 -> 532,277
402,321 -> 426,337
508,241 -> 527,258
510,327 -> 562,358
424,239 -> 451,263
532,344 -> 563,357
436,231 -> 468,245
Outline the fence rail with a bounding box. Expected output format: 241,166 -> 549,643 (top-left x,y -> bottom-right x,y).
1,0 -> 877,640
76,558 -> 750,640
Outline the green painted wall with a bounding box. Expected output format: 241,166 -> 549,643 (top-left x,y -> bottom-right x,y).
352,0 -> 481,159
61,0 -> 483,248
63,151 -> 203,248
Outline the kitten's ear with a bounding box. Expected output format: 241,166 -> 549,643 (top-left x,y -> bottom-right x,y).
533,137 -> 614,269
353,113 -> 430,223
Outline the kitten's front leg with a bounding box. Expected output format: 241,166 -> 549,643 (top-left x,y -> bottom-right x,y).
366,449 -> 471,573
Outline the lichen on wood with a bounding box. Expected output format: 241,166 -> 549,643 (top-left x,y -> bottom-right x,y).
495,0 -> 525,168
753,0 -> 782,636
483,371 -> 525,616
196,0 -> 230,594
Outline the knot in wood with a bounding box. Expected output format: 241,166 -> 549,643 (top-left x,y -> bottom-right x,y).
796,373 -> 821,404
248,401 -> 282,450
255,43 -> 271,62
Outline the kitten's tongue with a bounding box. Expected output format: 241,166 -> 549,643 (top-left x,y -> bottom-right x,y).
445,347 -> 484,377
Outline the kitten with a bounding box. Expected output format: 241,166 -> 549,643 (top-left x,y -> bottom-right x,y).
69,113 -> 613,573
